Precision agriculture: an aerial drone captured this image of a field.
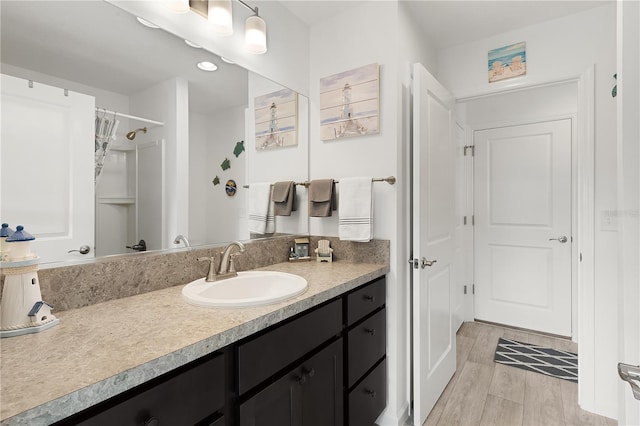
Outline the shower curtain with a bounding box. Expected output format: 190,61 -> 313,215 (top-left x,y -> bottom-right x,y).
94,109 -> 119,183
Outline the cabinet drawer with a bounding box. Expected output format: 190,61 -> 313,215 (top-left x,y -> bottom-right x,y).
347,276 -> 385,325
348,358 -> 387,426
240,339 -> 343,426
238,299 -> 342,394
348,308 -> 386,387
76,352 -> 225,426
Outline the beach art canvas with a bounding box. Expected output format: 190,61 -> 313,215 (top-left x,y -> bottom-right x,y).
488,42 -> 526,83
320,63 -> 379,141
255,88 -> 298,150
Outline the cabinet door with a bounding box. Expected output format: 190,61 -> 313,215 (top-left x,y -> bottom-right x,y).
240,339 -> 343,426
301,339 -> 343,426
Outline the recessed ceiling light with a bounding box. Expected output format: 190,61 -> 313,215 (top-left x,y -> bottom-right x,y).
185,40 -> 202,48
136,17 -> 159,29
221,57 -> 235,64
197,61 -> 218,72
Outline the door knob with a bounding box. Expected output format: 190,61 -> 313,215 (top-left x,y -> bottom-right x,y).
408,258 -> 438,269
67,245 -> 90,254
421,258 -> 437,268
618,363 -> 640,400
549,236 -> 568,243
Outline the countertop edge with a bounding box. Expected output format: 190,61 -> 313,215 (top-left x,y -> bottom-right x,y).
2,264 -> 389,426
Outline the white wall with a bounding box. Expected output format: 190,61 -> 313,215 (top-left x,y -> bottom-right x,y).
310,2 -> 406,424
130,77 -> 190,250
438,4 -> 618,418
190,106 -> 250,246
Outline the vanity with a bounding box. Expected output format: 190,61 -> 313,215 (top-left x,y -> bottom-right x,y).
0,256 -> 389,426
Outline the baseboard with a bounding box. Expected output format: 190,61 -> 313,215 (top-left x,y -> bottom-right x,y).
375,401 -> 411,426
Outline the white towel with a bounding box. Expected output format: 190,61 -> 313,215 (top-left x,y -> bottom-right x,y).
339,177 -> 373,242
248,183 -> 275,234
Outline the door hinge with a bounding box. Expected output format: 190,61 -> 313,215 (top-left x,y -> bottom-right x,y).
464,285 -> 467,295
472,215 -> 475,226
464,145 -> 475,156
472,284 -> 475,294
580,252 -> 583,262
463,216 -> 467,225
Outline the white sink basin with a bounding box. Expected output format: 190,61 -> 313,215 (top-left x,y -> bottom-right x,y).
182,271 -> 308,308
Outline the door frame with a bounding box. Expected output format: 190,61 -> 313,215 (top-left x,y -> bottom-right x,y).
455,67 -> 596,409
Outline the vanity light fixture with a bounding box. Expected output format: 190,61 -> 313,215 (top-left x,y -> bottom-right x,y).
165,0 -> 190,14
243,7 -> 267,54
188,0 -> 267,54
136,17 -> 160,29
197,61 -> 218,71
209,0 -> 234,36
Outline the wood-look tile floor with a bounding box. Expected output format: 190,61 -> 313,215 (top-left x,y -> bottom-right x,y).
424,321 -> 617,426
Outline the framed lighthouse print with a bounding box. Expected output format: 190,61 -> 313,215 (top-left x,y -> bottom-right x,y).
320,63 -> 380,141
255,88 -> 298,150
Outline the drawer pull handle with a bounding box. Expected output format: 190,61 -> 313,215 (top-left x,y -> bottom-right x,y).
295,373 -> 307,384
363,295 -> 375,302
144,417 -> 160,426
365,328 -> 376,336
365,388 -> 377,398
303,367 -> 315,378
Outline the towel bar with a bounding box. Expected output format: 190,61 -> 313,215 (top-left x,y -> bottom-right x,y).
243,176 -> 396,189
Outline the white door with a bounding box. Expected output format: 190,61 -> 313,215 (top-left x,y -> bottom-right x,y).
474,119 -> 572,336
412,63 -> 456,425
617,0 -> 640,420
0,74 -> 94,262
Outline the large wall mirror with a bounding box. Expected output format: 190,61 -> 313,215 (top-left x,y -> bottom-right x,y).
0,1 -> 309,266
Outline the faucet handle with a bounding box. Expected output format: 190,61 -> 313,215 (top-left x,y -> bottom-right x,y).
228,253 -> 243,273
197,256 -> 218,281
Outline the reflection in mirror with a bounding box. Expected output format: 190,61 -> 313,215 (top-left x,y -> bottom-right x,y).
0,1 -> 308,266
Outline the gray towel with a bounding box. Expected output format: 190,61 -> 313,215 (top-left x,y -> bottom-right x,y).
272,181 -> 296,216
309,179 -> 335,217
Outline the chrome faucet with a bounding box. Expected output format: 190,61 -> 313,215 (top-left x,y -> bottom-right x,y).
197,241 -> 245,282
173,234 -> 191,248
219,241 -> 245,275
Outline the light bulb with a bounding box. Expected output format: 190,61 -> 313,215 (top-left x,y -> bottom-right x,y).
245,14 -> 267,54
209,0 -> 233,36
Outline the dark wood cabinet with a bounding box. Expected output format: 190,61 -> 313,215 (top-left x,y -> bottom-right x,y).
239,339 -> 343,426
348,358 -> 387,426
55,351 -> 227,426
237,299 -> 342,395
345,277 -> 387,425
56,275 -> 387,426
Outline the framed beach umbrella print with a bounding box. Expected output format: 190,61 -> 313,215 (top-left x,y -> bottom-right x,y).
488,42 -> 526,83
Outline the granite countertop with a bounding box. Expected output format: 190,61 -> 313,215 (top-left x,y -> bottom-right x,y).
0,261 -> 389,425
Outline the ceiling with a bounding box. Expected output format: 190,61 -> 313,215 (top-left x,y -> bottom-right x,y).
280,0 -> 612,49
1,0 -> 612,116
0,1 -> 248,116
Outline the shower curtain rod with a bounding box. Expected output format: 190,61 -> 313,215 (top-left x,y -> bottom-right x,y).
95,107 -> 165,127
